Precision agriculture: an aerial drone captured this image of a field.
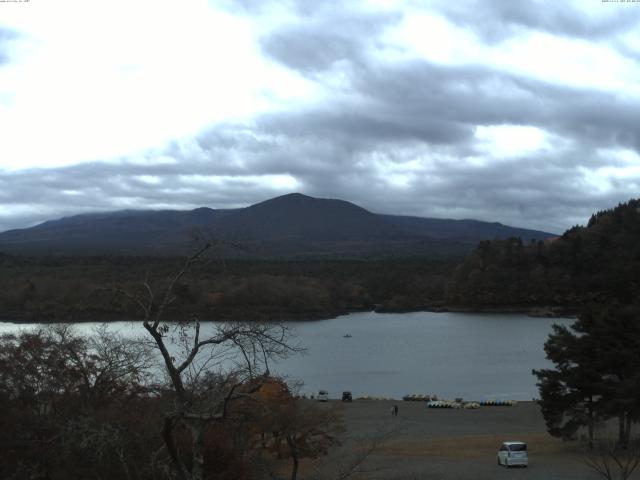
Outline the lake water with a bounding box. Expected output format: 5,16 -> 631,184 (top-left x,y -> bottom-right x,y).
0,311 -> 572,401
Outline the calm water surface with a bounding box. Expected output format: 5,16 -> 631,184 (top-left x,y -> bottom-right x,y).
0,311 -> 571,401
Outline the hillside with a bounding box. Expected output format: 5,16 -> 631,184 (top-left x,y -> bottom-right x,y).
0,193 -> 555,258
445,199 -> 640,311
0,208 -> 233,256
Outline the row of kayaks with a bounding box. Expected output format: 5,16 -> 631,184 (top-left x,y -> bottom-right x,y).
311,393 -> 518,405
427,399 -> 517,408
427,401 -> 481,409
356,395 -> 395,401
402,395 -> 518,407
403,394 -> 438,401
479,400 -> 518,406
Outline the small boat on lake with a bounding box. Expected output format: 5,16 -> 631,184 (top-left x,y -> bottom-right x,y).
343,334 -> 352,338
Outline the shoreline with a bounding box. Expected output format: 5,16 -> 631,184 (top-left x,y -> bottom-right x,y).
412,304 -> 578,318
0,304 -> 577,325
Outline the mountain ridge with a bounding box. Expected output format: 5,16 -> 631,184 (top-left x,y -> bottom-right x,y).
0,193 -> 556,257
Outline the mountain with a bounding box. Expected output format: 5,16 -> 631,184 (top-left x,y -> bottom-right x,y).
0,193 -> 556,257
210,193 -> 401,241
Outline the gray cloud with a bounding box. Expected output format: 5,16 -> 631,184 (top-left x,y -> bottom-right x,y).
434,0 -> 640,42
1,3 -> 639,236
260,6 -> 399,73
254,2 -> 640,155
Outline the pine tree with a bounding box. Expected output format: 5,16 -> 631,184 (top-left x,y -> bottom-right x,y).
534,302 -> 640,447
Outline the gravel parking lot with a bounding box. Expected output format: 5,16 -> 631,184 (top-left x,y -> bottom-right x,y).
313,400 -> 640,480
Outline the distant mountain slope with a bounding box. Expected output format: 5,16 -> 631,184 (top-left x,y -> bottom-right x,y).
0,208 -> 234,255
380,214 -> 553,243
0,193 -> 556,257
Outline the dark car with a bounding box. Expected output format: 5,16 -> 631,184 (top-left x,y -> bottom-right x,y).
341,391 -> 353,402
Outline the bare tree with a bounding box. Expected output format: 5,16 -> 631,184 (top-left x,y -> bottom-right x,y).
113,244 -> 302,480
580,436 -> 640,480
49,323 -> 155,405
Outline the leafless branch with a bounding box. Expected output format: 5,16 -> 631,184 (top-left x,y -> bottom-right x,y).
580,436 -> 640,480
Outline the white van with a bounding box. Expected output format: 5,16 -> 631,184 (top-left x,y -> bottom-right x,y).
497,441 -> 528,467
317,390 -> 329,402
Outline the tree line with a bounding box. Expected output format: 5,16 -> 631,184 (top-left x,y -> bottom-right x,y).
0,255 -> 454,322
445,199 -> 640,311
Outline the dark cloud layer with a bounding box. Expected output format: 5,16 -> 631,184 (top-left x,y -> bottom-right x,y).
260,6 -> 400,73
1,2 -> 639,235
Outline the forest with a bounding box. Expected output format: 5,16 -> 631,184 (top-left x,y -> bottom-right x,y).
446,199 -> 640,312
1,199 -> 640,322
0,255 -> 454,323
3,200 -> 640,324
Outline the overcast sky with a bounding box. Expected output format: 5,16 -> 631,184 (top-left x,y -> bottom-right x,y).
1,0 -> 639,234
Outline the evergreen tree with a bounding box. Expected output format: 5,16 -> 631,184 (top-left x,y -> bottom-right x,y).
534,302 -> 640,447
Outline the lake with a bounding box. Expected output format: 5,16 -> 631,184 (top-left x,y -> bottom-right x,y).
0,311 -> 572,401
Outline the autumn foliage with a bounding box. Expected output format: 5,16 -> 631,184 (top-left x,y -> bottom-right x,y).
0,328 -> 343,480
